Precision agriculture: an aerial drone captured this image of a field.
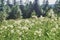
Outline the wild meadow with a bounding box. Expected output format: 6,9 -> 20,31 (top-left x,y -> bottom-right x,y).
0,0 -> 60,40
0,16 -> 60,40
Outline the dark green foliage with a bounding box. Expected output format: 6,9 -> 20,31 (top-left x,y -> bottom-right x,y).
0,2 -> 8,22
54,0 -> 60,16
42,0 -> 50,16
0,11 -> 7,22
20,0 -> 43,18
7,5 -> 20,19
33,0 -> 42,17
20,1 -> 33,18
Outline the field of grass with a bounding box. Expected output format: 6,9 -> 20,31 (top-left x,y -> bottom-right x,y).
0,16 -> 60,40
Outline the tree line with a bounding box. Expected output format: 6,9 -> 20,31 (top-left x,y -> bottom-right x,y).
0,0 -> 60,22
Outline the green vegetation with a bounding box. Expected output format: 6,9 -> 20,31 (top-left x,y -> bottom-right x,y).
0,16 -> 60,40
0,0 -> 60,40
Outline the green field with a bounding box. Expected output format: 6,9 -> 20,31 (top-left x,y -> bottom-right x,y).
0,16 -> 60,40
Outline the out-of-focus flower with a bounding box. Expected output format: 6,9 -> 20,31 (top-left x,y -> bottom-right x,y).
51,28 -> 56,32
21,26 -> 29,31
16,30 -> 20,33
7,25 -> 13,28
11,29 -> 14,33
19,32 -> 22,35
10,25 -> 13,28
32,16 -> 38,19
19,38 -> 21,40
1,26 -> 7,29
25,19 -> 30,23
55,24 -> 59,29
51,19 -> 54,22
34,29 -> 42,36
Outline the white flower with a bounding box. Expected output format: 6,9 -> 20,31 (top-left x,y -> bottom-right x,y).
21,26 -> 28,31
11,29 -> 14,33
8,25 -> 13,28
5,27 -> 7,29
32,16 -> 38,19
34,29 -> 42,36
19,38 -> 21,40
16,30 -> 20,33
31,23 -> 34,26
2,26 -> 7,29
55,24 -> 59,29
51,19 -> 54,22
10,25 -> 13,28
25,19 -> 30,23
19,32 -> 22,35
51,28 -> 56,32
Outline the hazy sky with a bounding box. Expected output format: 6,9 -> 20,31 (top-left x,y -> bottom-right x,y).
6,0 -> 56,4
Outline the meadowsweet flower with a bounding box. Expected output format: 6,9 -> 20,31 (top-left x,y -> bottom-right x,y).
11,29 -> 14,33
19,32 -> 22,35
32,16 -> 38,19
25,19 -> 30,23
55,18 -> 57,20
34,29 -> 42,36
31,23 -> 34,26
21,26 -> 29,31
2,26 -> 5,28
7,25 -> 13,28
51,19 -> 54,22
5,27 -> 7,29
2,26 -> 7,29
51,28 -> 56,32
10,25 -> 13,28
55,24 -> 59,29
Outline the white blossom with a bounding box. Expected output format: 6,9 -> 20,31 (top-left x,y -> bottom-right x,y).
55,24 -> 59,29
51,28 -> 56,32
11,29 -> 14,33
19,38 -> 21,40
34,29 -> 42,36
21,26 -> 29,31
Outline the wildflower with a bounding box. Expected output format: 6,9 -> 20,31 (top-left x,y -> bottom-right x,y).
21,26 -> 28,31
51,19 -> 54,22
5,27 -> 7,29
11,29 -> 14,33
19,32 -> 22,35
19,38 -> 21,40
55,24 -> 59,29
34,29 -> 42,36
25,19 -> 30,23
31,23 -> 34,26
32,16 -> 38,19
10,25 -> 13,28
8,25 -> 13,28
51,28 -> 56,32
16,30 -> 20,33
2,26 -> 7,29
